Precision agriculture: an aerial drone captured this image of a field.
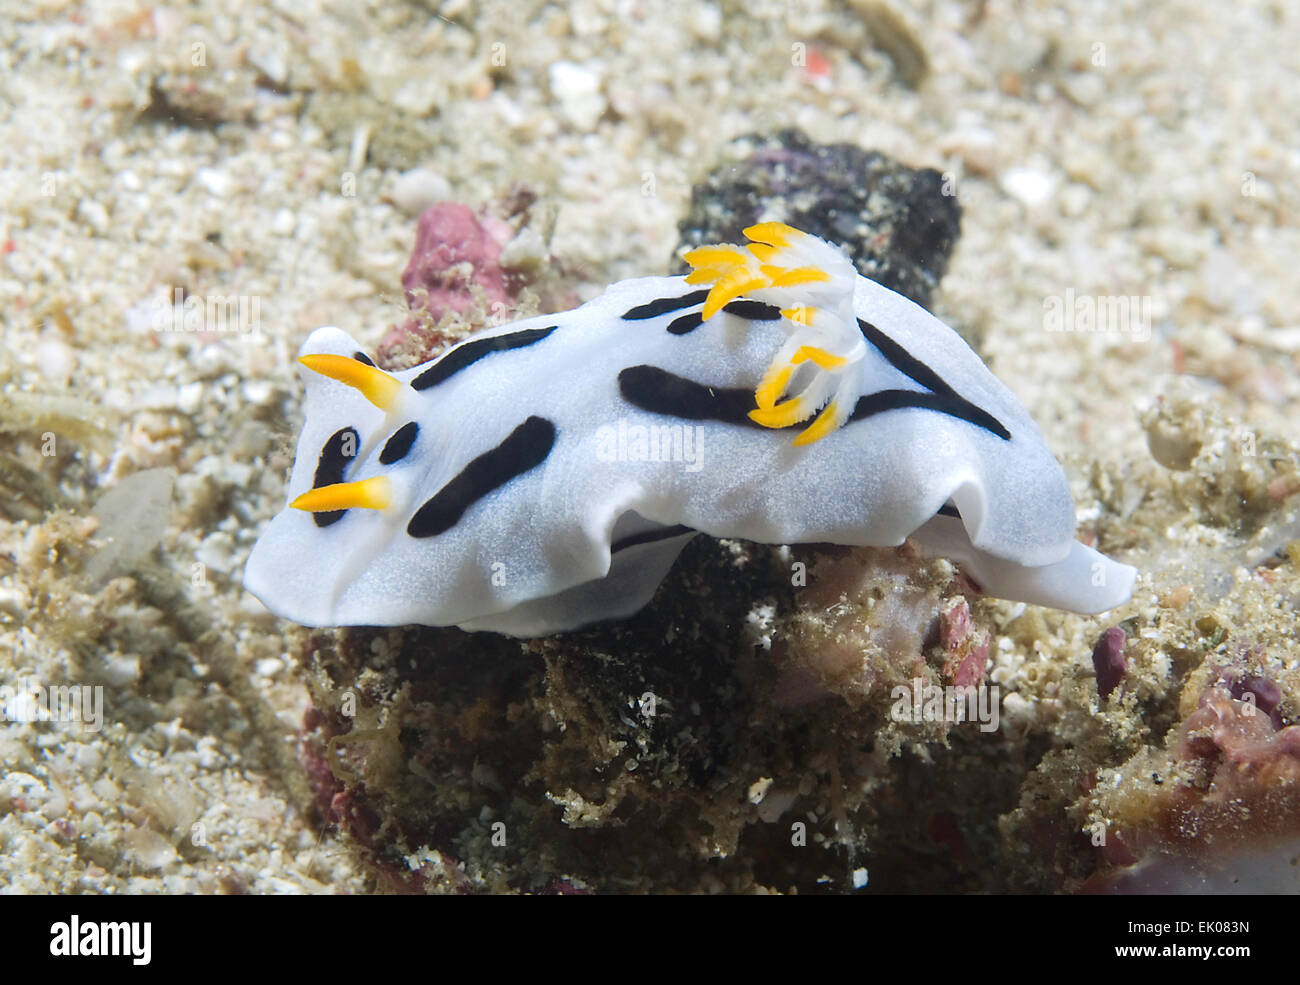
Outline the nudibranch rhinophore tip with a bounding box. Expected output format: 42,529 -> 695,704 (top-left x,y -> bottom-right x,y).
244,222 -> 1137,636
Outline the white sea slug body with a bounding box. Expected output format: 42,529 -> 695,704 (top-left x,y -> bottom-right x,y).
243,223 -> 1136,636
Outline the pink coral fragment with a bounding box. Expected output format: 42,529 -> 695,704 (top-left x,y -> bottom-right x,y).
937,597 -> 990,689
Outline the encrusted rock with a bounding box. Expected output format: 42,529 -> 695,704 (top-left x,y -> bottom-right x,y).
675,129 -> 961,309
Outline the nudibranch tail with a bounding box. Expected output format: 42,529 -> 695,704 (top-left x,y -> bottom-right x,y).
683,223 -> 867,445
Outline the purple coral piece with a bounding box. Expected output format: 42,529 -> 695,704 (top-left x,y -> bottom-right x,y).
400,202 -> 510,322
1092,626 -> 1128,700
937,597 -> 990,688
1210,659 -> 1286,730
1234,675 -> 1284,729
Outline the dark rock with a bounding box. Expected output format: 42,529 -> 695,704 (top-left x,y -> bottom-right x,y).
674,129 -> 961,309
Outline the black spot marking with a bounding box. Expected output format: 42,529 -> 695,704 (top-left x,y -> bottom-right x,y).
619,366 -> 760,426
312,427 -> 359,528
722,299 -> 781,321
622,290 -> 710,321
936,502 -> 961,519
411,326 -> 557,391
667,311 -> 704,335
858,319 -> 1010,440
611,524 -> 696,554
352,351 -> 375,366
379,421 -> 419,465
407,417 -> 556,539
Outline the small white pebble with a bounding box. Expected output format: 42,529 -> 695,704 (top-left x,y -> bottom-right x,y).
77,199 -> 110,236
391,168 -> 451,217
940,125 -> 998,175
7,772 -> 46,808
241,379 -> 274,406
126,827 -> 178,870
196,530 -> 235,574
549,61 -> 606,131
255,658 -> 284,678
196,167 -> 232,198
1064,72 -> 1104,107
195,737 -> 221,769
249,47 -> 287,87
0,585 -> 26,620
852,867 -> 869,889
104,386 -> 132,411
271,208 -> 297,236
101,652 -> 140,687
177,381 -> 204,415
1000,166 -> 1056,207
688,4 -> 722,41
35,331 -> 75,384
499,226 -> 546,270
1001,691 -> 1034,732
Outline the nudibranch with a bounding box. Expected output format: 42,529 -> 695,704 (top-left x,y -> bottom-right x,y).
244,223 -> 1136,636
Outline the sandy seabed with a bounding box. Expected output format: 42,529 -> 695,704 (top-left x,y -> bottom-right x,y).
1,0 -> 1298,893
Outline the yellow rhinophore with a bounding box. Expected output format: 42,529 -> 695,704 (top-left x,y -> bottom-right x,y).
291,476 -> 392,513
298,354 -> 404,410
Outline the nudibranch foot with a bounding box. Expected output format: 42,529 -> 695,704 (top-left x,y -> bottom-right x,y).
911,513 -> 1137,615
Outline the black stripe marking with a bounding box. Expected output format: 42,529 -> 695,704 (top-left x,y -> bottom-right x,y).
667,311 -> 703,335
611,524 -> 696,554
858,319 -> 1010,440
666,300 -> 782,335
722,299 -> 782,321
407,416 -> 556,539
379,421 -> 419,465
619,366 -> 760,425
844,389 -> 1007,436
352,351 -> 375,366
622,290 -> 710,320
312,427 -> 359,528
620,364 -> 1010,440
411,326 -> 557,391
